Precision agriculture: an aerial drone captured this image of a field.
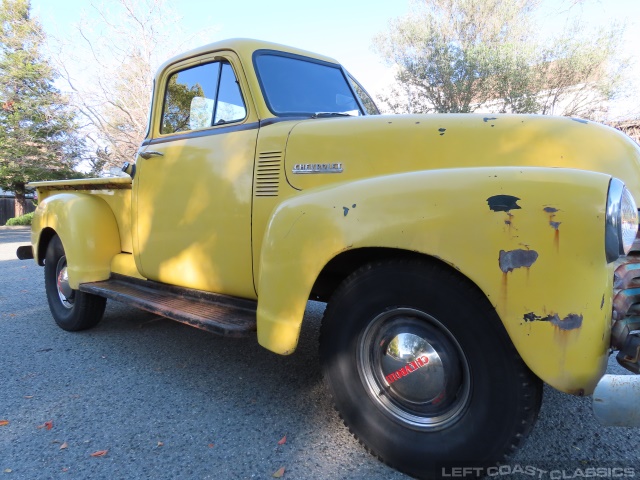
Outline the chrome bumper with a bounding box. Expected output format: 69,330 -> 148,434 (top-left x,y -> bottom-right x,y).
593,374 -> 640,427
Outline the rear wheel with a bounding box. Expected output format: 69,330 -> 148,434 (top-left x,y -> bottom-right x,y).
320,259 -> 542,479
44,235 -> 106,331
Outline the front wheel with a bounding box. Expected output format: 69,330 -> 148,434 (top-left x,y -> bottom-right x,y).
44,235 -> 106,331
319,259 -> 542,479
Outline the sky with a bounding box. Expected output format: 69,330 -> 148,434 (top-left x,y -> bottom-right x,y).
29,0 -> 640,120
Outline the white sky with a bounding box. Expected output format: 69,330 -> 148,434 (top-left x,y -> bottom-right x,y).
30,0 -> 640,120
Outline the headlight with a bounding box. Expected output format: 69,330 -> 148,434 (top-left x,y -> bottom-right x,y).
605,178 -> 638,263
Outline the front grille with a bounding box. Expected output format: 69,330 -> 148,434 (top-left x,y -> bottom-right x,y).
611,228 -> 640,348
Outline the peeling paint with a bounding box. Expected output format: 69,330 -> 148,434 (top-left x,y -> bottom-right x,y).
483,117 -> 497,123
550,221 -> 562,230
343,207 -> 349,216
438,128 -> 446,136
544,207 -> 558,213
523,312 -> 583,330
601,294 -> 605,310
499,249 -> 538,273
487,195 -> 521,212
571,118 -> 589,124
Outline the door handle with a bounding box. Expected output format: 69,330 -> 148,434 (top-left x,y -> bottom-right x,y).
139,150 -> 164,160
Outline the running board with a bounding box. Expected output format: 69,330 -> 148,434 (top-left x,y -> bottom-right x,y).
79,275 -> 257,337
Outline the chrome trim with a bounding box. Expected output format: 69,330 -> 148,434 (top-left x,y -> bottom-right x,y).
292,163 -> 343,174
606,178 -> 625,263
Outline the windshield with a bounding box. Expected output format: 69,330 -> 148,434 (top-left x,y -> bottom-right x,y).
254,52 -> 363,117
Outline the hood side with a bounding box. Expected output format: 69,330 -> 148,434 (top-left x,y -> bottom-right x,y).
283,114 -> 640,200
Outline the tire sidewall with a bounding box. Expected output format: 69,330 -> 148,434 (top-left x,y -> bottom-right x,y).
321,261 -> 536,476
44,235 -> 105,331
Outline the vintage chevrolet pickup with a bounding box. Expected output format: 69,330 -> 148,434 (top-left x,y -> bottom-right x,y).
16,39 -> 640,478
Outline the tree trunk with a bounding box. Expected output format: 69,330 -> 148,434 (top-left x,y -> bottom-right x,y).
14,184 -> 27,217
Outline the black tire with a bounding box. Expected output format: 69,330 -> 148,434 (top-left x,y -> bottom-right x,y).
319,259 -> 542,479
44,235 -> 106,331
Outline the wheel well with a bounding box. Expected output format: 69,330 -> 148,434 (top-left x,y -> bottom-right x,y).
310,248 -> 463,302
37,227 -> 57,266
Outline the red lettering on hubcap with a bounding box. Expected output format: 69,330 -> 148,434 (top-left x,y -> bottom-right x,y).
384,355 -> 429,385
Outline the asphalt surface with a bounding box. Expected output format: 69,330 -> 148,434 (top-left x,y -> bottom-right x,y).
1,226 -> 639,480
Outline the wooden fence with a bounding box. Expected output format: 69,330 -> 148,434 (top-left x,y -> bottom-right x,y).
0,196 -> 36,226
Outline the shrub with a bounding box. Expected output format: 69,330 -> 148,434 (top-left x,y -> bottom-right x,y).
5,212 -> 34,226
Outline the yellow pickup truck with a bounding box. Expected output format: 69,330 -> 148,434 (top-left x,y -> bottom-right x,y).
17,39 -> 640,479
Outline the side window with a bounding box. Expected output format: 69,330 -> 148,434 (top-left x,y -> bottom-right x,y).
160,61 -> 247,135
348,75 -> 380,115
214,63 -> 247,124
161,63 -> 220,134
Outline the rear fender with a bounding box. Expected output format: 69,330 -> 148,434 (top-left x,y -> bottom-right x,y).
32,193 -> 121,288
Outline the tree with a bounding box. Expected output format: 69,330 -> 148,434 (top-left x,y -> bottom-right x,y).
373,0 -> 625,120
51,0 -> 215,171
0,0 -> 85,216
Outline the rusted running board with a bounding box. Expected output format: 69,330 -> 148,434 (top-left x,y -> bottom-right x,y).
79,275 -> 257,337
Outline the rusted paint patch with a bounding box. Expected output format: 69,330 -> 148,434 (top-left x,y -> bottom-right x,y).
487,195 -> 521,212
550,221 -> 561,230
523,312 -> 583,330
499,249 -> 538,273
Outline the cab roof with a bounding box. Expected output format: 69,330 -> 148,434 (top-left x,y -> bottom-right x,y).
155,38 -> 340,78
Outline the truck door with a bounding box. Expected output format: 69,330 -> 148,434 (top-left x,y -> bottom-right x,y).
133,52 -> 258,299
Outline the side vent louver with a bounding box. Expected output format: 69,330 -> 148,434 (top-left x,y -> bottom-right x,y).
255,151 -> 282,197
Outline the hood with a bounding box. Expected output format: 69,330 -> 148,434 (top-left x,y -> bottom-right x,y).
283,114 -> 640,200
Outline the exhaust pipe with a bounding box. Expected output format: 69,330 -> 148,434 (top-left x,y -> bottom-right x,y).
592,374 -> 640,427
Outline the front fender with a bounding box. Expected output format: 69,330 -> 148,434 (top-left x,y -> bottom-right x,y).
257,167 -> 613,394
32,193 -> 121,288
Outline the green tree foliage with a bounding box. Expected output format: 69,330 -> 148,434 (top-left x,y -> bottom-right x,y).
161,76 -> 205,134
0,0 -> 84,214
374,0 -> 624,119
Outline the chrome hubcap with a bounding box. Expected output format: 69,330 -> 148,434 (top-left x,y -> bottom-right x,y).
55,256 -> 74,309
357,308 -> 471,431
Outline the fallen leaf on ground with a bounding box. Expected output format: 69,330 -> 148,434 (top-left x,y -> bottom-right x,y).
0,420 -> 9,426
277,435 -> 286,445
272,467 -> 285,478
90,450 -> 108,457
4,469 -> 12,473
60,442 -> 68,449
37,421 -> 53,430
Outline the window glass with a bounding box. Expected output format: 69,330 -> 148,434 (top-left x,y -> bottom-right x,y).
348,75 -> 380,115
161,62 -> 220,134
255,54 -> 362,116
214,63 -> 247,125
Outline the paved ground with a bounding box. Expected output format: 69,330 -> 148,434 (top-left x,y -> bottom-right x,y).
1,226 -> 639,479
